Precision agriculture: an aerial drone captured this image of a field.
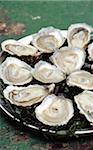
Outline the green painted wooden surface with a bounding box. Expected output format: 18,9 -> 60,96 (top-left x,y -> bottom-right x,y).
0,1 -> 93,150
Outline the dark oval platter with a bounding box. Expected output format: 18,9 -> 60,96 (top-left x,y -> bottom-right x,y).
0,30 -> 93,140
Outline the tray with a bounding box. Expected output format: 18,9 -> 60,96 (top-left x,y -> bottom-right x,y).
0,30 -> 93,140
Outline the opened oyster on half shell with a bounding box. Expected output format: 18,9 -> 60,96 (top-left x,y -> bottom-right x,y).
50,46 -> 86,74
32,60 -> 66,83
31,26 -> 66,53
67,23 -> 93,48
3,84 -> 53,107
0,57 -> 33,85
35,94 -> 74,126
67,70 -> 93,90
74,91 -> 93,125
1,39 -> 38,56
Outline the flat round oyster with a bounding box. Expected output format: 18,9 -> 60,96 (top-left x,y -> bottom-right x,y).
67,23 -> 92,48
3,84 -> 52,107
32,26 -> 66,53
35,94 -> 74,126
74,91 -> 93,125
0,57 -> 33,85
32,60 -> 66,83
1,39 -> 38,56
50,47 -> 86,74
67,70 -> 93,90
88,43 -> 93,61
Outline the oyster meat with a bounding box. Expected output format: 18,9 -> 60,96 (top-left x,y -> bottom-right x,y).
88,43 -> 93,61
74,91 -> 93,125
35,94 -> 74,126
32,26 -> 66,53
0,57 -> 33,85
50,47 -> 86,74
67,70 -> 93,90
1,39 -> 38,56
3,84 -> 52,107
67,23 -> 92,48
32,60 -> 66,83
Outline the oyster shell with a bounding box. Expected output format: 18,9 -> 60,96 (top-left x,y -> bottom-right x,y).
32,26 -> 66,53
35,94 -> 74,126
88,43 -> 93,61
50,47 -> 86,74
74,91 -> 93,125
67,70 -> 93,90
1,39 -> 38,56
67,23 -> 92,48
32,60 -> 66,83
91,65 -> 93,73
0,57 -> 33,85
3,84 -> 52,107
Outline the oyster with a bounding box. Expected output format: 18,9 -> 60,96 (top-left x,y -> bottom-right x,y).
50,47 -> 86,74
32,26 -> 66,53
74,91 -> 93,125
3,84 -> 52,107
67,23 -> 92,48
35,94 -> 74,126
0,57 -> 32,85
67,70 -> 93,90
32,60 -> 66,83
1,39 -> 38,56
88,43 -> 93,61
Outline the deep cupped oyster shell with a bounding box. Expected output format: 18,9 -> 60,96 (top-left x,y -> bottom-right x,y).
1,39 -> 38,56
35,94 -> 74,126
0,57 -> 33,85
67,70 -> 93,90
50,47 -> 86,74
32,60 -> 66,83
31,26 -> 66,53
3,84 -> 53,107
67,23 -> 93,48
74,91 -> 93,125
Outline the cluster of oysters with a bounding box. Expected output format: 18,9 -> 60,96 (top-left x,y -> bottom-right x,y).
0,23 -> 93,127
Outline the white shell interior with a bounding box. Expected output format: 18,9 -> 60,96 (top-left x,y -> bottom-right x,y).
32,60 -> 66,83
0,57 -> 33,85
35,94 -> 74,126
74,91 -> 93,125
